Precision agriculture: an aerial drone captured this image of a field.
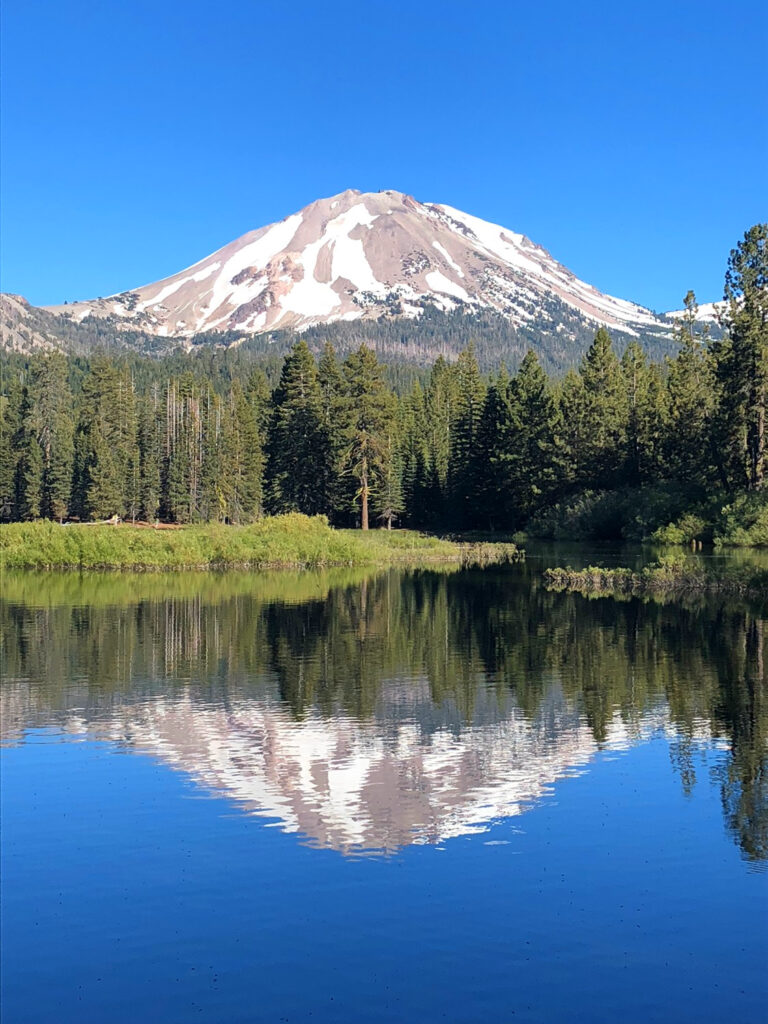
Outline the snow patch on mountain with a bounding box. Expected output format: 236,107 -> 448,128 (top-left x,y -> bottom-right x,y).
425,270 -> 471,302
39,189 -> 683,344
432,241 -> 465,277
667,300 -> 724,323
137,261 -> 221,313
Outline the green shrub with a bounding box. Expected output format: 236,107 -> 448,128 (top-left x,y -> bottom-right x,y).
715,492 -> 768,547
652,513 -> 709,545
526,484 -> 702,542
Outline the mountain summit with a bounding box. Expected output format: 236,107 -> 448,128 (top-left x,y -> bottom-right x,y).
43,189 -> 672,344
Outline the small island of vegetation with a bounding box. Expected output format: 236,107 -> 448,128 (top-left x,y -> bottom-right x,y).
544,558 -> 768,599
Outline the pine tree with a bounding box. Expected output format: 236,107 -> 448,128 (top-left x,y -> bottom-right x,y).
342,345 -> 395,530
246,368 -> 271,441
116,368 -> 140,521
664,292 -> 714,484
0,377 -> 22,521
317,342 -> 348,521
500,351 -> 561,523
715,225 -> 768,490
221,381 -> 264,523
14,386 -> 43,520
472,367 -> 513,528
31,356 -> 75,521
419,357 -> 460,528
74,359 -> 125,519
266,340 -> 329,515
573,328 -> 628,487
373,429 -> 404,529
399,382 -> 430,527
161,374 -> 202,523
198,388 -> 225,523
138,390 -> 162,521
6,356 -> 75,521
449,344 -> 486,527
86,429 -> 122,518
620,341 -> 667,484
555,368 -> 584,489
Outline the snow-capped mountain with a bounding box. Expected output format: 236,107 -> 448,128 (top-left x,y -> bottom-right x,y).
43,189 -> 674,343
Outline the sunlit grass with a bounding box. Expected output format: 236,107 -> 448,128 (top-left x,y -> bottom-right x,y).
0,514 -> 518,571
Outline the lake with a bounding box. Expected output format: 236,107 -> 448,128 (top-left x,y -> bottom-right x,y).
1,546 -> 767,1023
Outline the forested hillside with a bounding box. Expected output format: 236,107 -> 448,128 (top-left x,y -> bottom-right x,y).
2,293 -> 682,374
1,225 -> 765,542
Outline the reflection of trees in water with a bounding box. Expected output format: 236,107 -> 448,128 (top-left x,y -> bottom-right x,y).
711,615 -> 767,861
1,566 -> 766,861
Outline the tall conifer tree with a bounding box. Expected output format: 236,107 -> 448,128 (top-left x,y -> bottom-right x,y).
317,342 -> 348,522
574,328 -> 628,488
26,355 -> 75,521
449,344 -> 486,527
14,385 -> 43,520
501,351 -> 561,523
0,377 -> 22,521
664,292 -> 714,483
714,224 -> 768,490
221,381 -> 264,522
472,367 -> 513,528
266,340 -> 329,515
342,345 -> 395,530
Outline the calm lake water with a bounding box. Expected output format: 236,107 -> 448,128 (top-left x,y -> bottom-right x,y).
2,546 -> 767,1023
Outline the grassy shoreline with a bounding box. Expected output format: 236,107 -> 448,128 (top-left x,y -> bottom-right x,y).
544,562 -> 768,598
0,515 -> 520,571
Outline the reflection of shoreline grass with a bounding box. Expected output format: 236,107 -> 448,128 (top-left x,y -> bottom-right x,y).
544,560 -> 768,599
0,515 -> 519,572
0,562 -> 487,610
0,566 -> 377,609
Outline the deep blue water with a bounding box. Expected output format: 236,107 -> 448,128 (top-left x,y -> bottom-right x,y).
1,560 -> 766,1023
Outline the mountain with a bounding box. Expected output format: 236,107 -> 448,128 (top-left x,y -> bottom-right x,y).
2,189 -> 706,368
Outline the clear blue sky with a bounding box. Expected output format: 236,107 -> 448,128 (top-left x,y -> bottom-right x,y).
1,0 -> 765,311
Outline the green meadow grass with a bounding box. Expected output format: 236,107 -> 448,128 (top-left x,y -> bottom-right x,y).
0,514 -> 518,571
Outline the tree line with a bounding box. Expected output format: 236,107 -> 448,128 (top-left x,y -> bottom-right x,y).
0,224 -> 765,531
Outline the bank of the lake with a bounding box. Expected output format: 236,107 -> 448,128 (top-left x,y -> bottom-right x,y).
544,559 -> 768,599
0,514 -> 519,571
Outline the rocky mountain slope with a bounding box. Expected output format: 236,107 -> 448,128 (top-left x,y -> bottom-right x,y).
2,189 -> 707,368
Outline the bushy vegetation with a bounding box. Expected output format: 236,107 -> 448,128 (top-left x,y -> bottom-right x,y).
545,555 -> 768,597
0,514 -> 518,570
646,490 -> 768,547
526,484 -> 709,542
713,492 -> 768,547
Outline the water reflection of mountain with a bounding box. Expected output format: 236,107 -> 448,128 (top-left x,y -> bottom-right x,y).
0,680 -> 665,854
1,566 -> 766,859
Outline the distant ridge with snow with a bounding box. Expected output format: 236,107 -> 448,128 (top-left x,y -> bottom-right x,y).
2,190 -> 717,366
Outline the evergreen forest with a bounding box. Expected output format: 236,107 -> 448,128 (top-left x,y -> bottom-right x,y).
1,225 -> 766,543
